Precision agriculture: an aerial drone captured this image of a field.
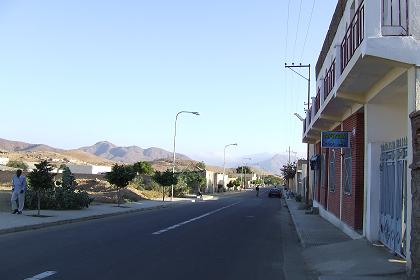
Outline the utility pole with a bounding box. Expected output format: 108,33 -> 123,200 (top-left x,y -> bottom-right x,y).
286,146 -> 297,163
285,63 -> 311,206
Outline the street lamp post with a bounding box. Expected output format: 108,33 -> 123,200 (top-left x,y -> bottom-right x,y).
223,143 -> 238,192
172,111 -> 200,200
285,63 -> 311,205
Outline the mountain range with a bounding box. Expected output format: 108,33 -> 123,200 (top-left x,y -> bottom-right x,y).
0,138 -> 189,164
192,152 -> 300,175
78,141 -> 189,163
0,138 -> 294,175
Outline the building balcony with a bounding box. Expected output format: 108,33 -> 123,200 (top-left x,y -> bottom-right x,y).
302,0 -> 419,143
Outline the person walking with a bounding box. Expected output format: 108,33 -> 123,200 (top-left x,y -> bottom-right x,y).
11,169 -> 27,214
256,185 -> 260,197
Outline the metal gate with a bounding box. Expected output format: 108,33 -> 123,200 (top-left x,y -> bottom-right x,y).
379,137 -> 408,256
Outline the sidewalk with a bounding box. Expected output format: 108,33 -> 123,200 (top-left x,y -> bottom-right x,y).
285,198 -> 407,280
0,197 -> 200,235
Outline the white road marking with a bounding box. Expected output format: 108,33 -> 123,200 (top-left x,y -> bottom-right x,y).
24,271 -> 57,280
152,202 -> 240,235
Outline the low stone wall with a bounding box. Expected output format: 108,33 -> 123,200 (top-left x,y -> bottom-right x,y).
0,171 -> 105,184
0,191 -> 11,212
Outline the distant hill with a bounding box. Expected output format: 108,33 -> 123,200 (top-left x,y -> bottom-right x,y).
0,138 -> 62,153
253,153 -> 297,175
78,141 -> 190,163
0,138 -> 188,166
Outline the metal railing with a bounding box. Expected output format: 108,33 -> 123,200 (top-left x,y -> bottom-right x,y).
314,89 -> 321,116
341,1 -> 364,72
324,60 -> 336,100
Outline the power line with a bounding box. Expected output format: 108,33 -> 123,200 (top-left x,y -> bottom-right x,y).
284,0 -> 291,61
300,0 -> 316,60
292,0 -> 303,60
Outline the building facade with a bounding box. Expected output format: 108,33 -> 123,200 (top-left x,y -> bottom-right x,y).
302,0 -> 420,273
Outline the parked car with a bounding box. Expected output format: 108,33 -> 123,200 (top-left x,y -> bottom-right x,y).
268,188 -> 282,198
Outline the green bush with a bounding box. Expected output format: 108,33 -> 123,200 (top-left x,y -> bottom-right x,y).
6,160 -> 28,171
173,176 -> 189,197
25,186 -> 93,210
295,194 -> 302,202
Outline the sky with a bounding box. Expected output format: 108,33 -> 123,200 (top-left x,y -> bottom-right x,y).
0,0 -> 336,164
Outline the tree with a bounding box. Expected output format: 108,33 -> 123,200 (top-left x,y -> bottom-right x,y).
252,178 -> 264,185
7,160 -> 29,171
153,169 -> 178,201
61,166 -> 76,189
181,171 -> 206,193
105,164 -> 136,206
236,166 -> 252,174
196,161 -> 206,170
280,162 -> 297,187
226,181 -> 235,189
27,161 -> 55,216
233,179 -> 241,188
263,175 -> 283,186
132,161 -> 154,176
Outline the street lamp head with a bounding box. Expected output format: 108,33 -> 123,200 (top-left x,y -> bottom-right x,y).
294,113 -> 304,122
192,112 -> 200,116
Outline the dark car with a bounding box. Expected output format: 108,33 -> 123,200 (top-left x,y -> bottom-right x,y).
268,188 -> 282,198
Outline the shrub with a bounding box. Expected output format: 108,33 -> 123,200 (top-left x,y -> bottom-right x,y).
61,166 -> 76,189
173,176 -> 189,197
105,164 -> 136,206
6,160 -> 28,171
25,187 -> 92,210
295,194 -> 302,202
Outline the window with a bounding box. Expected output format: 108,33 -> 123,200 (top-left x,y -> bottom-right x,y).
343,147 -> 352,194
329,149 -> 335,192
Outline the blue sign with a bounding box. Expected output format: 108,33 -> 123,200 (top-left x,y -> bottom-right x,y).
321,131 -> 350,148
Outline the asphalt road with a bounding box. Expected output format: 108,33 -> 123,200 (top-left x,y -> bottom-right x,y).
0,189 -> 314,280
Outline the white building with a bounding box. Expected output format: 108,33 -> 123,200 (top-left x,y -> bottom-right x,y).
67,164 -> 112,175
301,0 -> 420,272
0,157 -> 9,166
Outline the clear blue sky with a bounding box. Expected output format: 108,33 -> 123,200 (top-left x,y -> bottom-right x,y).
0,0 -> 335,163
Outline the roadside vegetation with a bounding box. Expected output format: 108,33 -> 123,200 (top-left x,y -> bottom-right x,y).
6,160 -> 28,171
25,161 -> 92,215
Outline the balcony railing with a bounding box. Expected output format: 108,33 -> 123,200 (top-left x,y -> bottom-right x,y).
324,60 -> 336,100
382,0 -> 408,35
341,1 -> 364,72
314,89 -> 321,116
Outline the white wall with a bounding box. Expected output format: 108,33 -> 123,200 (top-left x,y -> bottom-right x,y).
67,164 -> 93,175
91,165 -> 112,175
205,171 -> 216,193
0,158 -> 9,165
364,74 -> 409,243
406,66 -> 420,270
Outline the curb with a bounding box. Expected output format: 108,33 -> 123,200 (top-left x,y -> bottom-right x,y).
0,203 -> 180,236
284,198 -> 307,248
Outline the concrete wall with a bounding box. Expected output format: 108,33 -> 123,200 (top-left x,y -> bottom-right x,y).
364,74 -> 409,242
91,165 -> 112,175
0,158 -> 9,165
67,164 -> 111,175
0,171 -> 105,184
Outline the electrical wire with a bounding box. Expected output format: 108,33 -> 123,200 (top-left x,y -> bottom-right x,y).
300,0 -> 316,61
292,0 -> 303,60
285,0 -> 291,62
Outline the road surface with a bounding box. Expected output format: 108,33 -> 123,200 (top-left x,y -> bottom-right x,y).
0,189 -> 314,280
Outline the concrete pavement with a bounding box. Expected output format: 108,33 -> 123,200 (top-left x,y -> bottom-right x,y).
285,198 -> 407,279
